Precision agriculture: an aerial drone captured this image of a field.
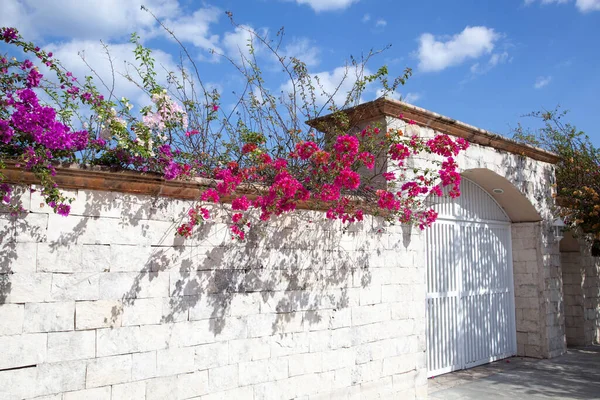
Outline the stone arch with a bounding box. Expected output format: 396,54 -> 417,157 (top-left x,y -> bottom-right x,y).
458,168 -> 563,358
426,167 -> 558,374
461,168 -> 541,223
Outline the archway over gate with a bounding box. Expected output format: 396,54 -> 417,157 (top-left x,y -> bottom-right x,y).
426,170 -> 543,377
461,168 -> 541,223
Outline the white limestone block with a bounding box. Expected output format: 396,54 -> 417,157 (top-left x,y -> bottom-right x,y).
23,302 -> 75,333
47,330 -> 95,363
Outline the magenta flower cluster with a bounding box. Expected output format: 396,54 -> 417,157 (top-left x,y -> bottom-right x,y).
1,26 -> 471,240
177,124 -> 469,240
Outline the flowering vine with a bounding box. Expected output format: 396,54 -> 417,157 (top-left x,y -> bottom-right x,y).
1,25 -> 470,241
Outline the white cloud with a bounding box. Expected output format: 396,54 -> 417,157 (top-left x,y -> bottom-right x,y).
293,0 -> 359,12
282,38 -> 320,67
375,19 -> 387,28
45,40 -> 180,107
222,25 -> 263,61
251,86 -> 265,103
376,88 -> 399,100
154,6 -> 221,52
0,0 -> 181,40
417,26 -> 499,72
470,51 -> 510,74
362,14 -> 371,22
404,92 -> 422,103
281,65 -> 371,107
534,76 -> 552,89
0,0 -> 223,62
576,0 -> 600,12
524,0 -> 600,12
524,0 -> 569,5
375,89 -> 421,104
489,51 -> 510,67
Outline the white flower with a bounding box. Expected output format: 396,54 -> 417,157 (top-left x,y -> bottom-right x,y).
115,117 -> 127,128
100,128 -> 111,140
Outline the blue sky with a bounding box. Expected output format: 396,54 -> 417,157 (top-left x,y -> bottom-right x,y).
1,0 -> 599,146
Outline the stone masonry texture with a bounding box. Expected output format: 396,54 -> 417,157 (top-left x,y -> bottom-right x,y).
1,113 -> 597,399
0,185 -> 428,400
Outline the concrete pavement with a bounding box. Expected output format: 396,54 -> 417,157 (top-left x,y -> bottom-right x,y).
428,346 -> 600,399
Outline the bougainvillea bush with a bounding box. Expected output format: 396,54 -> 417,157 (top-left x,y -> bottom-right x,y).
513,108 -> 600,248
0,16 -> 468,241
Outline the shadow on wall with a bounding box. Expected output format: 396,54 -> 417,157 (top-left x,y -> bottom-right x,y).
426,218 -> 515,374
117,210 -> 388,336
0,219 -> 14,303
0,183 -> 424,338
561,231 -> 600,346
0,186 -> 48,303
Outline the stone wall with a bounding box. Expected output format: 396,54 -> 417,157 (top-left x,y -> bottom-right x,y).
512,223 -> 546,357
384,115 -> 565,359
581,248 -> 600,345
0,184 -> 427,400
560,235 -> 600,346
561,251 -> 586,346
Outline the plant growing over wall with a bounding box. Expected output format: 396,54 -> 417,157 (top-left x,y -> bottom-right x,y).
512,107 -> 600,249
0,11 -> 469,240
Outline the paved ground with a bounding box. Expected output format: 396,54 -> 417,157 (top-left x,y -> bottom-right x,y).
428,346 -> 600,399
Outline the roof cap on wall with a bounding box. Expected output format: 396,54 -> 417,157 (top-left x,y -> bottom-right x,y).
307,97 -> 561,164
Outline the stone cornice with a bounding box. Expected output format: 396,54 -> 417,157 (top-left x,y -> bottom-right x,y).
307,97 -> 561,165
0,161 -> 377,214
2,161 -> 213,200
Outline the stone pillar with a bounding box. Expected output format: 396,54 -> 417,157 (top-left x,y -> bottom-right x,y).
541,220 -> 567,358
561,251 -> 586,345
578,238 -> 600,345
512,222 -> 566,358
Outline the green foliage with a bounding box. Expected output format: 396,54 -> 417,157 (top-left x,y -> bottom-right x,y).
512,107 -> 600,239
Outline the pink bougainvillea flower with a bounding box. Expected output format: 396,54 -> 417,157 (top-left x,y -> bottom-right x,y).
382,172 -> 396,181
334,168 -> 361,190
232,213 -> 243,223
242,143 -> 258,154
200,189 -> 220,203
294,141 -> 320,160
232,196 -> 251,211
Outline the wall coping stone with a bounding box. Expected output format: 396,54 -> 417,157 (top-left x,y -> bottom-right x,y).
307,97 -> 561,165
0,161 -> 370,214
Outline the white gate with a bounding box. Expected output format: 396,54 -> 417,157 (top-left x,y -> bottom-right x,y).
426,178 -> 517,377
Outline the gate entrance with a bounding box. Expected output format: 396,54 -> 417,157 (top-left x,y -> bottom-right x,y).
426,178 -> 517,377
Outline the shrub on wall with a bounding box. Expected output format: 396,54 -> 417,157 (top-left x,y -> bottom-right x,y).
512,107 -> 600,249
0,11 -> 469,240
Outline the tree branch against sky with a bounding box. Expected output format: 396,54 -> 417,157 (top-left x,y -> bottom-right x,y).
0,0 -> 598,145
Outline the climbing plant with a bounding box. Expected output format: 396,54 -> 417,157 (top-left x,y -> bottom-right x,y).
0,12 -> 469,240
512,107 -> 600,248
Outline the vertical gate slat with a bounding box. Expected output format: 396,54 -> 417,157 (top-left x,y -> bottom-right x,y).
426,178 -> 516,377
